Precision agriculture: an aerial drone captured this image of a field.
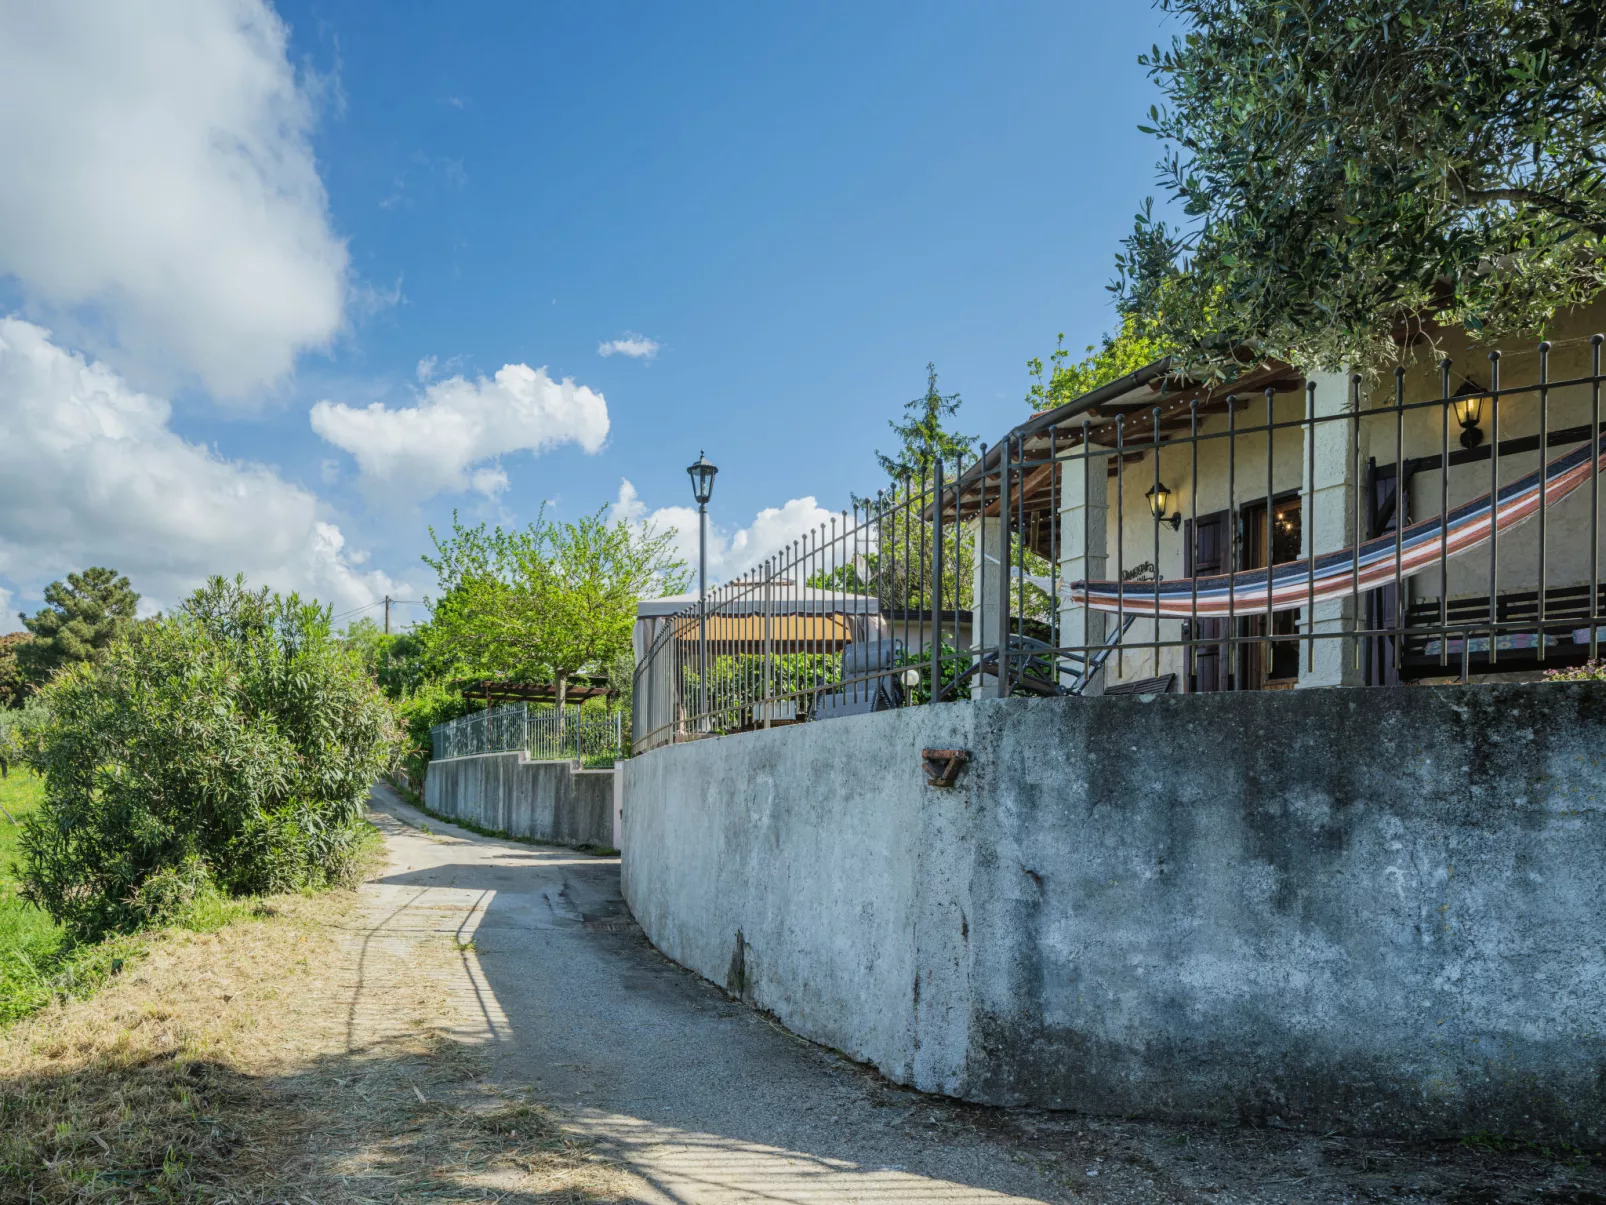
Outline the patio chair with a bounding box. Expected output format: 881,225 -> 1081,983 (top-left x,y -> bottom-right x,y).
810,638 -> 905,720
938,615 -> 1137,699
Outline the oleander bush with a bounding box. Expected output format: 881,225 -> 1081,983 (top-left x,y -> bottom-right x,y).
18,576 -> 396,940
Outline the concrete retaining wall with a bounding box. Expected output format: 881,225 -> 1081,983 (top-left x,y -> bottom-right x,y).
426,752 -> 614,848
621,683 -> 1606,1143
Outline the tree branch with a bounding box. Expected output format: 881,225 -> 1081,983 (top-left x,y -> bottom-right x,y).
1448,180 -> 1606,236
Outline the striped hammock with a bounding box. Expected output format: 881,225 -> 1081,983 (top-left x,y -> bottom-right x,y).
1063,435 -> 1606,618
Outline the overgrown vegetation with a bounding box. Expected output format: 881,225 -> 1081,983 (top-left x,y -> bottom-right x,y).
0,773 -> 126,1023
18,576 -> 393,941
894,641 -> 974,705
342,617 -> 431,697
0,771 -> 274,1025
1115,0 -> 1606,377
392,679 -> 476,787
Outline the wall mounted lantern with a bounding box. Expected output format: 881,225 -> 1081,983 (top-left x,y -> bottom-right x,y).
1452,391 -> 1486,450
1147,481 -> 1183,531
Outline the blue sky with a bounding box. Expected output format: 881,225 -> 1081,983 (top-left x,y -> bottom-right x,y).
0,2 -> 1174,627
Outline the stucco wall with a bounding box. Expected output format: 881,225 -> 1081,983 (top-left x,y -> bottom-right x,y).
621,683 -> 1606,1142
426,752 -> 614,848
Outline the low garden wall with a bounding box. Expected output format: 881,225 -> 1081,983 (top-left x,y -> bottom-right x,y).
425,752 -> 614,848
621,683 -> 1606,1143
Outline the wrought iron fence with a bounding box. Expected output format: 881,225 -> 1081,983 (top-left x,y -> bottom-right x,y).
431,703 -> 624,766
633,335 -> 1606,754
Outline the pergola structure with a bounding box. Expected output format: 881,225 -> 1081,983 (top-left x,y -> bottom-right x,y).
452,677 -> 617,708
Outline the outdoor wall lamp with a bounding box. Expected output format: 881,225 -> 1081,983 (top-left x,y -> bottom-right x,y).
1453,392 -> 1486,450
1147,481 -> 1183,531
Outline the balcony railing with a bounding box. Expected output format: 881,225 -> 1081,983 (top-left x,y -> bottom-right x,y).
633,335 -> 1606,753
432,704 -> 624,767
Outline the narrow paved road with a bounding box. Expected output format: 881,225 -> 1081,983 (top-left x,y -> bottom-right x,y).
361,784 -> 1606,1205
365,783 -> 1062,1204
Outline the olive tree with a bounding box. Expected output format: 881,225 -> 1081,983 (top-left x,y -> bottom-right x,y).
1117,0 -> 1606,376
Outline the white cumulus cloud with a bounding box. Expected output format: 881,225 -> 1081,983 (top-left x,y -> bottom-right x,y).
470,467 -> 510,498
611,479 -> 840,587
310,364 -> 610,501
597,332 -> 661,361
0,0 -> 348,399
0,319 -> 398,618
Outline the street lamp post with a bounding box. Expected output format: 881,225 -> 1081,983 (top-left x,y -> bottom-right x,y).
686,451 -> 718,728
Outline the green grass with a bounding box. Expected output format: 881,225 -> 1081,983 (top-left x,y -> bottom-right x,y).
0,771 -> 128,1024
0,772 -> 290,1025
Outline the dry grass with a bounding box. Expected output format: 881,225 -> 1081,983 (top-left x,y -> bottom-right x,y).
0,888 -> 632,1203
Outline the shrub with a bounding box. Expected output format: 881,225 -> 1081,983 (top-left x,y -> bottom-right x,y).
1544,660 -> 1606,682
19,577 -> 396,939
393,681 -> 474,789
0,698 -> 47,778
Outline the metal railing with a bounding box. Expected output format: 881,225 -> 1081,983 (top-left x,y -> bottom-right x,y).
633,335 -> 1606,754
431,703 -> 624,766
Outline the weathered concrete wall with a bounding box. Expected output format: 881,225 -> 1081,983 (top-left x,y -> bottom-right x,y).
426,753 -> 614,848
622,683 -> 1606,1143
623,704 -> 977,1093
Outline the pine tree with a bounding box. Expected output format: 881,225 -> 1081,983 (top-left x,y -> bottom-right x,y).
875,363 -> 977,482
18,567 -> 140,684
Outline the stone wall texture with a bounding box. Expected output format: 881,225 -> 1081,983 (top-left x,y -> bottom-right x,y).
426,752 -> 614,849
621,683 -> 1606,1143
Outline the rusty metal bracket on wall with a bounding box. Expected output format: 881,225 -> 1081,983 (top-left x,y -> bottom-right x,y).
921,748 -> 970,788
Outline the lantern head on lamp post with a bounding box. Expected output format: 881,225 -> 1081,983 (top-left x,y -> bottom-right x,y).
687,451 -> 718,506
1147,481 -> 1182,531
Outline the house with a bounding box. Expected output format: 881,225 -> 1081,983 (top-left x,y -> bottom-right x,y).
631,302 -> 1606,747
947,300 -> 1606,695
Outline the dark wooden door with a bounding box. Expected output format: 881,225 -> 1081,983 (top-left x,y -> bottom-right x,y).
1239,495 -> 1304,688
1185,510 -> 1230,692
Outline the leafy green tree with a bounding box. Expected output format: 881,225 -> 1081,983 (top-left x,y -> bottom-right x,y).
875,364 -> 977,480
20,576 -> 395,939
342,617 -> 430,699
0,631 -> 35,709
1116,0 -> 1606,376
17,568 -> 139,684
1026,314 -> 1172,412
424,506 -> 689,709
393,679 -> 475,788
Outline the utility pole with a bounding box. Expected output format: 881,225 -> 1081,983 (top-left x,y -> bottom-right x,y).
384,595 -> 391,635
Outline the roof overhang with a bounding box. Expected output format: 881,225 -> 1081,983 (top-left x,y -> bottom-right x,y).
933,357 -> 1305,554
